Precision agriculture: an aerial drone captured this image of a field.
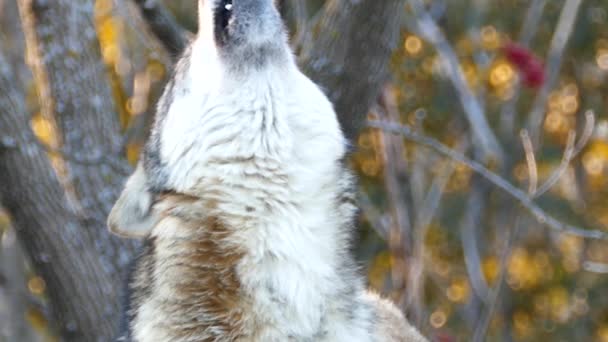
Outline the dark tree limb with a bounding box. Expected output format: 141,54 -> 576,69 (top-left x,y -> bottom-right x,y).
133,0 -> 191,57
300,0 -> 407,142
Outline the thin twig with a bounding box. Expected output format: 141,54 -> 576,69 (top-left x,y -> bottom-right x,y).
357,191 -> 390,239
367,120 -> 608,240
406,153 -> 458,322
473,215 -> 523,341
583,261 -> 608,274
520,130 -> 538,195
534,110 -> 594,198
378,89 -> 413,247
499,0 -> 548,138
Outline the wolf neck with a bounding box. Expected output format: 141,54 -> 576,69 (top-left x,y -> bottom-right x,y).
161,38 -> 347,263
161,38 -> 298,194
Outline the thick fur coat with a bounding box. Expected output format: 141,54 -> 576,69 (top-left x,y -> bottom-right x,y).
110,0 -> 427,341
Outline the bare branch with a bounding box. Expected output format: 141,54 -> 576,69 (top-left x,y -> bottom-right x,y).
583,261 -> 608,274
526,0 -> 583,145
368,120 -> 608,240
132,0 -> 191,57
473,215 -> 523,341
377,89 -> 413,253
406,154 -> 457,324
460,179 -> 491,302
408,0 -> 504,163
499,0 -> 548,138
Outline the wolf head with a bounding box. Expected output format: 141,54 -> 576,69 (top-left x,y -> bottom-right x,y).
198,0 -> 289,71
108,0 -> 292,239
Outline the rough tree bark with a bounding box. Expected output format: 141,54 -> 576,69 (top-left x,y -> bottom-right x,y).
0,3 -> 44,340
0,0 -> 408,339
0,51 -> 123,340
2,0 -> 137,340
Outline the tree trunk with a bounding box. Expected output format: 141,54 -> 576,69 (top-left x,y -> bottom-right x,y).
301,0 -> 406,141
3,0 -> 138,340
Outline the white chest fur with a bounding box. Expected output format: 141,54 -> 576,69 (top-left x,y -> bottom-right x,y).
154,41 -> 372,340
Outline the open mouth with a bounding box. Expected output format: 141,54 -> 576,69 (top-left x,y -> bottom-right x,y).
224,0 -> 233,11
214,0 -> 234,44
219,0 -> 233,30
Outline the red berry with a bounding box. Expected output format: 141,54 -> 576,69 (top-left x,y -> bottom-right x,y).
435,332 -> 456,342
502,42 -> 545,89
503,42 -> 533,68
522,59 -> 545,88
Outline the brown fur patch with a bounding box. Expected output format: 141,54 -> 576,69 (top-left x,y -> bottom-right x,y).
136,193 -> 248,341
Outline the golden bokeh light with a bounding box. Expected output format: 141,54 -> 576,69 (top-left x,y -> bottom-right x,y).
405,36 -> 423,56
597,326 -> 608,342
513,311 -> 532,339
489,61 -> 515,88
430,310 -> 448,328
597,49 -> 608,71
446,276 -> 470,303
583,142 -> 608,177
481,25 -> 501,50
28,276 -> 46,296
548,286 -> 570,323
482,256 -> 499,285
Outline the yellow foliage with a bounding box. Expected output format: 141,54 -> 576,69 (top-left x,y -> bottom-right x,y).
597,326 -> 608,342
429,309 -> 448,328
25,307 -> 48,332
31,115 -> 57,147
489,60 -> 515,89
481,26 -> 501,50
507,248 -> 553,290
513,310 -> 532,339
404,35 -> 423,56
446,276 -> 470,303
482,256 -> 499,285
583,141 -> 608,177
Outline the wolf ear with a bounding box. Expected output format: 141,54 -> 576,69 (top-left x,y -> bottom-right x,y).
108,162 -> 160,239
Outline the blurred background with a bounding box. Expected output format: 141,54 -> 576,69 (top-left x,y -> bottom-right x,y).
1,0 -> 608,341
